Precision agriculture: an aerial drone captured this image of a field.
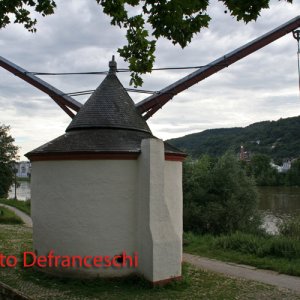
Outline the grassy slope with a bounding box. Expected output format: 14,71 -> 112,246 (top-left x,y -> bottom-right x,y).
167,115 -> 300,160
0,225 -> 299,300
0,206 -> 23,224
17,177 -> 30,182
0,199 -> 30,215
184,233 -> 300,276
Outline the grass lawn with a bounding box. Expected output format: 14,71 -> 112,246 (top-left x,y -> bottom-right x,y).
0,199 -> 31,215
0,225 -> 299,299
184,232 -> 300,277
0,207 -> 23,224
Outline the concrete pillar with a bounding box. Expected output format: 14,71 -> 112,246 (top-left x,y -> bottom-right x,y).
137,138 -> 182,284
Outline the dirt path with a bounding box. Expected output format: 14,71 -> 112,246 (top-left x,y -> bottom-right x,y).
183,253 -> 300,294
0,204 -> 32,227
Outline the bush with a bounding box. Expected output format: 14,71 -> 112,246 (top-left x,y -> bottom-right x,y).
215,232 -> 262,255
0,207 -> 23,224
214,232 -> 300,259
183,153 -> 261,235
285,159 -> 300,186
0,199 -> 31,215
0,125 -> 19,198
279,215 -> 300,240
268,238 -> 300,259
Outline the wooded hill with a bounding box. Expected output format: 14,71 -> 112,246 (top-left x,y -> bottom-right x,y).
167,115 -> 300,162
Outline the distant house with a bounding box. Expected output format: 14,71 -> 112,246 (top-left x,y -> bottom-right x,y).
15,161 -> 31,178
282,160 -> 292,172
239,145 -> 251,162
270,162 -> 282,172
270,159 -> 292,173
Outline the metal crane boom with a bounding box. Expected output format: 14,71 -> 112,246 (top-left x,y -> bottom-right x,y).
136,15 -> 300,120
0,56 -> 82,118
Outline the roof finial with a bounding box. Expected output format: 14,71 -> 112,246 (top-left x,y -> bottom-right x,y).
109,55 -> 117,74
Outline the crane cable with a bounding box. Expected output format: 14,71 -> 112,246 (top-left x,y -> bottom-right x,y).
293,29 -> 300,99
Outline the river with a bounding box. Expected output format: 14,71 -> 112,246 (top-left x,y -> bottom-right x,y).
258,186 -> 300,234
8,183 -> 300,233
8,181 -> 31,201
258,186 -> 300,215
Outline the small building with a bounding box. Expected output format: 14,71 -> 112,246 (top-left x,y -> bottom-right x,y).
282,159 -> 292,172
271,159 -> 292,173
26,58 -> 186,284
239,145 -> 250,162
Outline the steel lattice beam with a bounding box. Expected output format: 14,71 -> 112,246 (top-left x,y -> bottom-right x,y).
136,15 -> 300,120
2,16 -> 300,120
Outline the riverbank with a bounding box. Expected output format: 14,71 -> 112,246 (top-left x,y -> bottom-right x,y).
0,224 -> 299,300
16,177 -> 30,182
184,231 -> 300,276
3,199 -> 299,279
0,206 -> 23,224
8,181 -> 31,201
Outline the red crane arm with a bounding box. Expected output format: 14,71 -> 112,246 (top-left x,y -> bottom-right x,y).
136,15 -> 300,120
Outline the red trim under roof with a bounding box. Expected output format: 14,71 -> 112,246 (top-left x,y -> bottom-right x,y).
28,152 -> 186,162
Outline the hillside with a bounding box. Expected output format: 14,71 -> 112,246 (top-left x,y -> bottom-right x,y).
167,115 -> 300,161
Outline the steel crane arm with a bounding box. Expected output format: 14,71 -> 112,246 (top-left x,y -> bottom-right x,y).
136,15 -> 300,120
0,56 -> 83,118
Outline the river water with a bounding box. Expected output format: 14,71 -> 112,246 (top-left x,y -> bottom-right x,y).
258,186 -> 300,234
8,181 -> 31,201
258,186 -> 300,216
8,183 -> 300,233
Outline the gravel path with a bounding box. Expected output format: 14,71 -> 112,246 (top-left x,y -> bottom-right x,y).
0,204 -> 32,227
183,253 -> 300,294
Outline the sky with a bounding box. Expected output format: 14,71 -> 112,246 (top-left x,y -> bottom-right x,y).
1,0 -> 300,160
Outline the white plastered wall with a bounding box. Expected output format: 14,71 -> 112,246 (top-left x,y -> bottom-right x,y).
31,160 -> 138,277
30,138 -> 183,281
137,139 -> 182,282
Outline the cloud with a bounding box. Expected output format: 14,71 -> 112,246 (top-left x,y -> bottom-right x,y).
1,0 -> 300,159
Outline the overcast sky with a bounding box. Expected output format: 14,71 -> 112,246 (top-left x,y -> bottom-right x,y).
1,0 -> 300,160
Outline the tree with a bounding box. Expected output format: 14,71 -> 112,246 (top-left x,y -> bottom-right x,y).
0,0 -> 293,86
0,125 -> 19,198
286,159 -> 300,186
246,154 -> 281,186
183,153 -> 260,235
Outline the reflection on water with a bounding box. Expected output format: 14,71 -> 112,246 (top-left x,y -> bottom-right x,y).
8,181 -> 31,201
260,214 -> 282,235
258,186 -> 300,216
258,186 -> 300,234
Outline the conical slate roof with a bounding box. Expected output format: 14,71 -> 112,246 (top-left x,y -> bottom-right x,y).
66,66 -> 151,133
26,58 -> 185,160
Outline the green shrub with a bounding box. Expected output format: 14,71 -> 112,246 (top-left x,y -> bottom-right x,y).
279,215 -> 300,240
285,159 -> 300,186
0,125 -> 19,198
268,238 -> 300,259
0,207 -> 23,224
214,232 -> 264,255
0,199 -> 31,215
0,216 -> 23,224
214,232 -> 300,259
183,153 -> 261,235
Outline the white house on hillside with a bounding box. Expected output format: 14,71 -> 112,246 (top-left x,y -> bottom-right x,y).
15,161 -> 31,178
270,159 -> 292,173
